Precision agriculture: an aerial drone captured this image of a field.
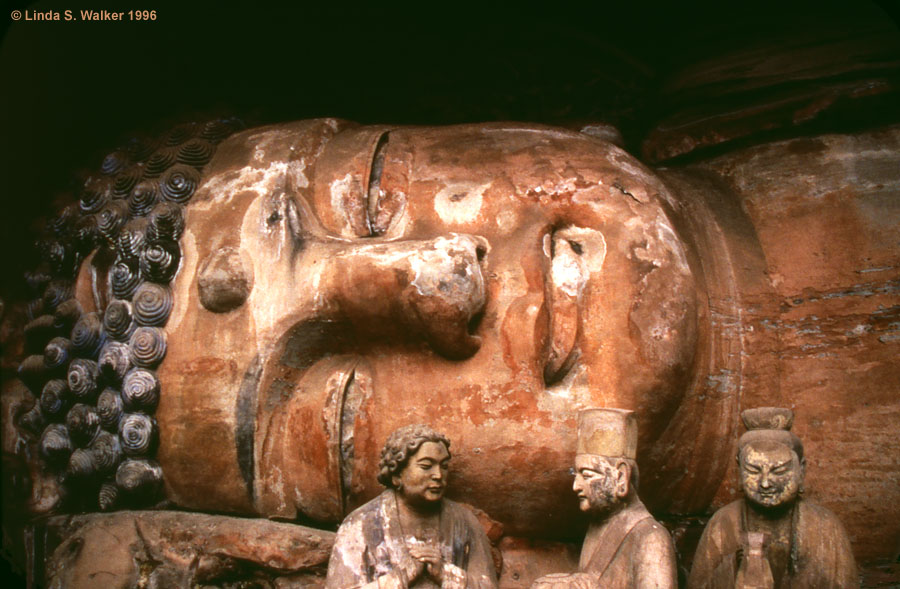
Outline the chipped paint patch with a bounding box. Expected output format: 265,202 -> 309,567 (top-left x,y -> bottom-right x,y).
408,235 -> 485,309
289,158 -> 309,189
551,241 -> 586,298
434,182 -> 487,225
379,191 -> 411,240
329,173 -> 357,233
199,162 -> 291,209
270,466 -> 287,513
555,226 -> 607,273
537,369 -> 593,417
496,208 -> 519,233
706,369 -> 737,395
849,324 -> 871,336
496,266 -> 529,301
655,216 -> 691,272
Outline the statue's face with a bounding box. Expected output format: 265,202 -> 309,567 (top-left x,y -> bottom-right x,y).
572,455 -> 623,517
739,441 -> 803,510
153,119 -> 707,533
393,441 -> 450,509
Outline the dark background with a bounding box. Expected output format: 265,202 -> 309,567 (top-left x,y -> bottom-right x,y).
2,1 -> 898,301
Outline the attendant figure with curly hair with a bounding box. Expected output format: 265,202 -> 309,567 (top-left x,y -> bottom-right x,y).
326,424 -> 498,588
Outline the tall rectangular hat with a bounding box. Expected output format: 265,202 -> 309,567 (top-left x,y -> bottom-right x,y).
577,408 -> 638,459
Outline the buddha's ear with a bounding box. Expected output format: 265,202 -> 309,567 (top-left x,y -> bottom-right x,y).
391,474 -> 402,490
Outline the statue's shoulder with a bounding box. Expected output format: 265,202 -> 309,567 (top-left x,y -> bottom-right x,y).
627,507 -> 675,553
441,498 -> 495,540
707,499 -> 743,524
627,518 -> 675,564
697,499 -> 745,544
339,492 -> 388,529
442,498 -> 474,523
633,514 -> 672,538
442,498 -> 483,524
796,499 -> 850,534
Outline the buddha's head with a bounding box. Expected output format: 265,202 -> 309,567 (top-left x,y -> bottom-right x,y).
9,118 -> 725,537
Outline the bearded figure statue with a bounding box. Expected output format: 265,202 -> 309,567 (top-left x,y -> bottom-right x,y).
532,408 -> 677,588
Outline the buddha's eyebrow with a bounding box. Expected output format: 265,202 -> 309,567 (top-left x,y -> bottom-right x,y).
772,459 -> 792,469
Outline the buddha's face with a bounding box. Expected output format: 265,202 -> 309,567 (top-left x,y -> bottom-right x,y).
153,119 -> 706,534
739,441 -> 803,510
393,441 -> 450,510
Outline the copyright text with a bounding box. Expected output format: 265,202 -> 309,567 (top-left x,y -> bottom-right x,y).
10,9 -> 158,22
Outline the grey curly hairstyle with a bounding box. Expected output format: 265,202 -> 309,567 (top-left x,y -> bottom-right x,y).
377,424 -> 451,488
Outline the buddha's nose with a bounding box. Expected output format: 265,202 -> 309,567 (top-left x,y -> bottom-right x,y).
315,233 -> 488,360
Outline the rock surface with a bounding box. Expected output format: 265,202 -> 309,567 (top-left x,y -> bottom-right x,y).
662,126 -> 900,563
41,511 -> 334,588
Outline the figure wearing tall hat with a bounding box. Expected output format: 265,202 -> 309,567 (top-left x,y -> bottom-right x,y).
687,408 -> 858,589
532,409 -> 677,588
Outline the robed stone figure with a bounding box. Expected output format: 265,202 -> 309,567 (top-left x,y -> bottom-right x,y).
326,424 -> 497,589
687,407 -> 858,589
532,408 -> 677,588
